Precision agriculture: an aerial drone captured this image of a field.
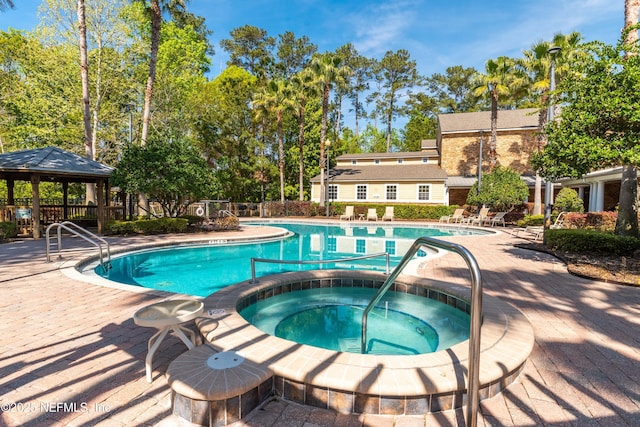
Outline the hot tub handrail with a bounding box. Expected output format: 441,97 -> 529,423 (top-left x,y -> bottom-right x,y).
249,252 -> 390,284
360,236 -> 482,427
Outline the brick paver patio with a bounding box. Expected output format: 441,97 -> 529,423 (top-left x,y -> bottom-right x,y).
0,222 -> 638,426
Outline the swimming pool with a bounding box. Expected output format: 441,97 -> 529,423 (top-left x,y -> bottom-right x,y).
97,221 -> 491,297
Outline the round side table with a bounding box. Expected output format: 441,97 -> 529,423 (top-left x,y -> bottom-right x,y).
133,299 -> 204,382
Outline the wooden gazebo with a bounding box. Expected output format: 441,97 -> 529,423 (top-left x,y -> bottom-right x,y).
0,146 -> 118,238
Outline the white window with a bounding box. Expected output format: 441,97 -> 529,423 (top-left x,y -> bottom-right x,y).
397,159 -> 404,164
351,159 -> 357,165
356,239 -> 366,254
417,184 -> 431,201
422,158 -> 429,164
356,185 -> 367,200
386,185 -> 397,200
328,185 -> 337,201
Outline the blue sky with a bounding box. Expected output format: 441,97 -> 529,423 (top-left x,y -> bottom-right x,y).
2,0 -> 626,77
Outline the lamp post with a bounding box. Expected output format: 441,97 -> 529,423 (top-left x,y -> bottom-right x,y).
543,46 -> 560,244
325,140 -> 331,217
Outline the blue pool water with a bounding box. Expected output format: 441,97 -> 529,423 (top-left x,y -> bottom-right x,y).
97,221 -> 489,297
239,287 -> 470,355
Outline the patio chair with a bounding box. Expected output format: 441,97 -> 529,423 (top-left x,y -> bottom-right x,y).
551,212 -> 567,229
512,225 -> 544,240
487,212 -> 507,227
462,207 -> 490,226
439,208 -> 465,223
340,205 -> 355,221
381,206 -> 394,221
366,208 -> 378,221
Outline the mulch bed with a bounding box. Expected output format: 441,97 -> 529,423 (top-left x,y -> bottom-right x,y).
515,242 -> 640,287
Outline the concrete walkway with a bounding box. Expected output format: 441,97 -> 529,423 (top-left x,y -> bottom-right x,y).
0,223 -> 638,426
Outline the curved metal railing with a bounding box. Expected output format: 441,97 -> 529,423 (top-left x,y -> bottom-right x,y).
46,221 -> 111,270
360,236 -> 482,427
249,252 -> 390,284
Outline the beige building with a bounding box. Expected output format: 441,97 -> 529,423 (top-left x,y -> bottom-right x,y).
310,150 -> 447,205
312,108 -> 616,211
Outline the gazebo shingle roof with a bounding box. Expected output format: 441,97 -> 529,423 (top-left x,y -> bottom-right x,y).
0,146 -> 113,180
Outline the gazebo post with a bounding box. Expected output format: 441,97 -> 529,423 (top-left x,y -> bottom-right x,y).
7,178 -> 14,205
97,179 -> 105,235
62,181 -> 69,220
31,174 -> 41,239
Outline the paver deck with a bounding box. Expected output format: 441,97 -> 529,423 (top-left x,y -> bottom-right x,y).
0,220 -> 638,426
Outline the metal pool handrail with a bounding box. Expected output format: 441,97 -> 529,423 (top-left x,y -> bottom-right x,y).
45,221 -> 111,270
249,252 -> 390,284
360,236 -> 482,427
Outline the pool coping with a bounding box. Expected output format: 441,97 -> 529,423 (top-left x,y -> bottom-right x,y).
192,269 -> 534,414
60,225 -> 293,295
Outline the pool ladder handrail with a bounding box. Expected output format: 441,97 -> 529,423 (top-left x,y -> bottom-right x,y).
45,221 -> 111,270
249,252 -> 390,284
360,236 -> 482,427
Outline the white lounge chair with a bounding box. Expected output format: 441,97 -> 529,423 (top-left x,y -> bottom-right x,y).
366,208 -> 378,221
551,212 -> 566,229
488,212 -> 507,227
462,207 -> 490,225
340,205 -> 355,221
440,208 -> 465,223
381,206 -> 394,221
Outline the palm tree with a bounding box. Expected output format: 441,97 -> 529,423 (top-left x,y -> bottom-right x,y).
520,33 -> 583,215
0,0 -> 14,11
473,56 -> 527,172
309,52 -> 350,207
252,79 -> 295,203
139,0 -> 186,146
291,69 -> 317,200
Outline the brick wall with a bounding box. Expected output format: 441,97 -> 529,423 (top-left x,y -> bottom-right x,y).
441,130 -> 538,176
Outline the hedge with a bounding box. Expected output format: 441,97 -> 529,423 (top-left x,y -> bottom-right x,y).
106,218 -> 188,235
329,203 -> 458,220
0,222 -> 17,240
545,228 -> 640,256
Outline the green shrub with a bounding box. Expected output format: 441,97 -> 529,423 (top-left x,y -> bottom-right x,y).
180,215 -> 204,226
106,218 -> 188,235
105,220 -> 136,235
517,214 -> 544,227
554,188 -> 584,213
0,221 -> 17,240
546,228 -> 640,256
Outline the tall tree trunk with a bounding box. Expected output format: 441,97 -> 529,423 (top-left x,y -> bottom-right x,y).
319,83 -> 328,207
354,91 -> 360,141
140,0 -> 161,146
298,103 -> 305,201
277,111 -> 285,203
617,0 -> 640,236
138,0 -> 161,216
386,98 -> 393,152
77,0 -> 95,204
489,89 -> 498,172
